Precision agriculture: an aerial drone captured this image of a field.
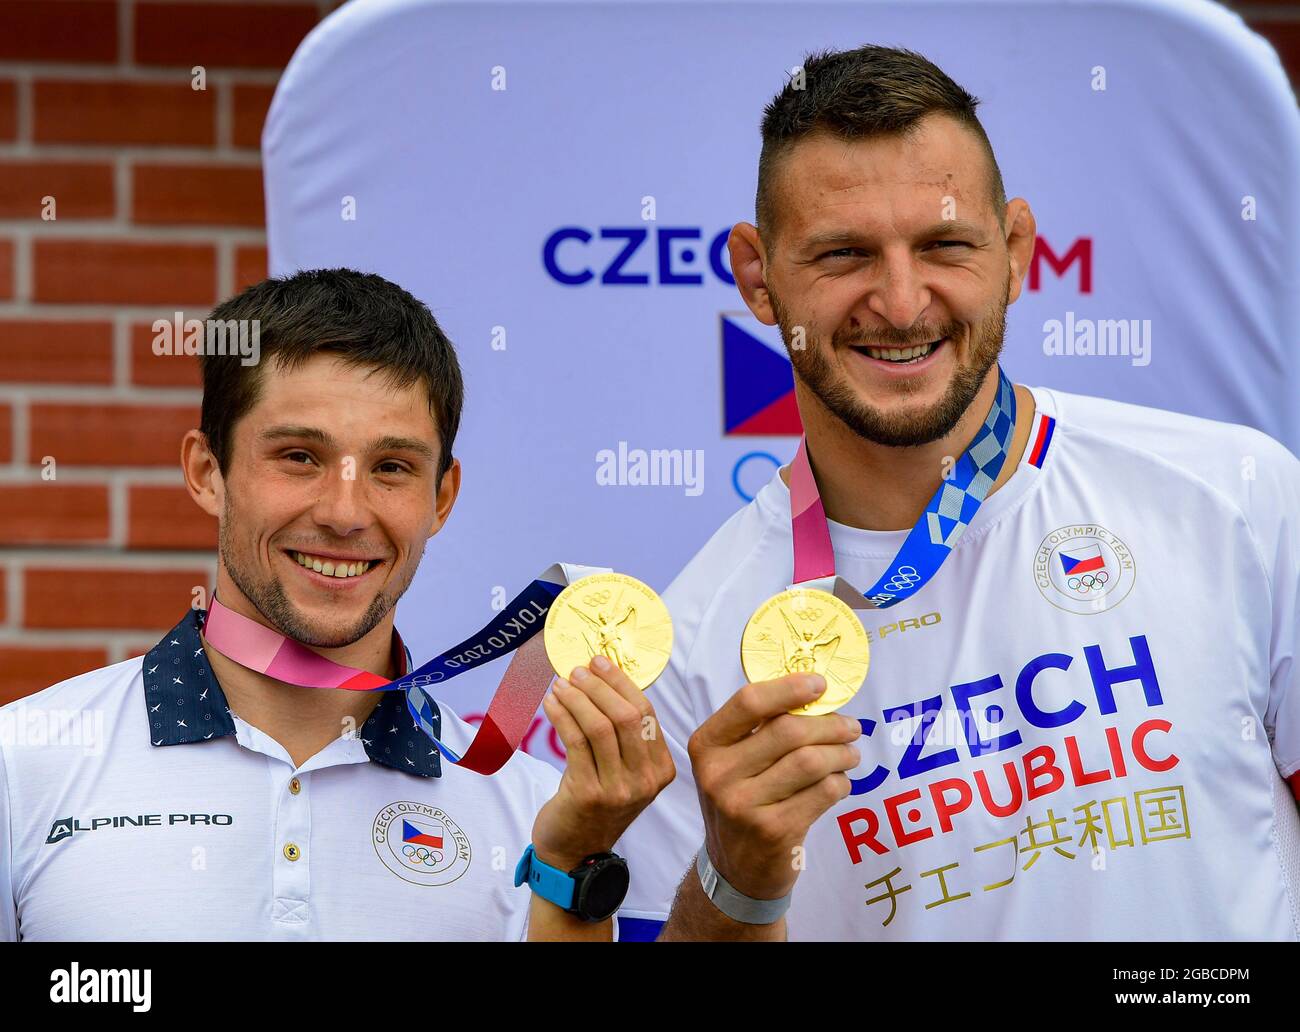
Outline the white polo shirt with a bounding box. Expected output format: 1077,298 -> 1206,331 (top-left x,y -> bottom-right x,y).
0,607 -> 562,941
618,385 -> 1300,940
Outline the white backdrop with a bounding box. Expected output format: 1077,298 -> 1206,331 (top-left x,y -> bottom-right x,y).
263,0 -> 1300,766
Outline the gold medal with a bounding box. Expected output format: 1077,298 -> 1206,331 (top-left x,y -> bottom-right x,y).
741,587 -> 869,715
544,573 -> 673,691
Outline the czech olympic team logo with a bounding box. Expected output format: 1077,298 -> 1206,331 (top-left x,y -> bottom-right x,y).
1033,525 -> 1135,615
372,801 -> 471,886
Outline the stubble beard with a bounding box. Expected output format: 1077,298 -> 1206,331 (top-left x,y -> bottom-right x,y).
771,277 -> 1010,448
216,492 -> 418,650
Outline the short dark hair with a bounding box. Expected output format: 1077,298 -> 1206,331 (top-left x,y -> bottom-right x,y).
199,268 -> 463,486
755,46 -> 1007,242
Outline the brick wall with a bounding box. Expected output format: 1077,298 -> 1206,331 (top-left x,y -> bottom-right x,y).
0,0 -> 1296,705
0,0 -> 330,704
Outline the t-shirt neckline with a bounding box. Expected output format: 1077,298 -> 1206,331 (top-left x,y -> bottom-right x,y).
757,384 -> 1058,560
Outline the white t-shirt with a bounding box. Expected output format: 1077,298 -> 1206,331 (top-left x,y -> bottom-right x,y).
618,385 -> 1300,940
0,607 -> 561,941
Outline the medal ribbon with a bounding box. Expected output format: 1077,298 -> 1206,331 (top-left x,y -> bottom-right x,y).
789,367 -> 1017,609
201,562 -> 602,775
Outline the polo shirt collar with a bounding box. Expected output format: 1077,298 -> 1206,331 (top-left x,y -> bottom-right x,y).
142,607 -> 442,778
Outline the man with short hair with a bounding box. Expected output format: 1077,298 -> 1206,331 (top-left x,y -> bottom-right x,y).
627,45 -> 1300,940
0,269 -> 674,941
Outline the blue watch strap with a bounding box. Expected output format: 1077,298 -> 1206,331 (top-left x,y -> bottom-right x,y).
514,844 -> 577,911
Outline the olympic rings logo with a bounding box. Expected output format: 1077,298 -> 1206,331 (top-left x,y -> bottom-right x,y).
882,566 -> 921,593
398,672 -> 443,690
1067,570 -> 1109,592
583,589 -> 612,605
792,607 -> 823,621
403,844 -> 445,867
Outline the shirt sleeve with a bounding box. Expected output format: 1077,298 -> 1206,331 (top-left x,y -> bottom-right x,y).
517,759 -> 564,942
613,633 -> 707,934
0,742 -> 18,941
1255,437 -> 1300,793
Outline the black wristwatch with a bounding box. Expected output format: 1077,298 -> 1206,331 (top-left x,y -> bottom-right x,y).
514,845 -> 630,922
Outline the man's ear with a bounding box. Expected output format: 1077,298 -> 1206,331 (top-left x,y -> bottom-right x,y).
429,457 -> 462,538
1003,198 -> 1037,305
728,222 -> 777,325
181,428 -> 222,518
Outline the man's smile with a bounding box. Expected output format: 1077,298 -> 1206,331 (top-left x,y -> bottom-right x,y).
285,548 -> 386,586
842,335 -> 957,386
848,335 -> 949,371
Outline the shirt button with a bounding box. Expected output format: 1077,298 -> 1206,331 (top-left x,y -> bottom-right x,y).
283,843 -> 301,862
289,777 -> 301,795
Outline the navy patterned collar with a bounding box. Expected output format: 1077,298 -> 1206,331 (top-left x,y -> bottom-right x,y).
142,608 -> 441,778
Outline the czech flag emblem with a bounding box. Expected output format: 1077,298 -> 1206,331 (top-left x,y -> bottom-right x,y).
402,819 -> 444,850
721,315 -> 803,435
1059,544 -> 1106,576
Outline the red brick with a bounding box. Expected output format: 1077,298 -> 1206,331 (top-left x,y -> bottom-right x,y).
0,647 -> 110,705
128,485 -> 217,550
136,3 -> 317,69
0,321 -> 114,384
0,240 -> 12,301
0,160 -> 115,220
133,163 -> 264,227
0,404 -> 11,462
232,83 -> 276,149
0,1 -> 118,63
24,567 -> 209,630
130,321 -> 202,388
0,485 -> 110,545
234,244 -> 268,291
0,81 -> 15,142
34,80 -> 215,147
34,240 -> 216,305
29,403 -> 199,467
